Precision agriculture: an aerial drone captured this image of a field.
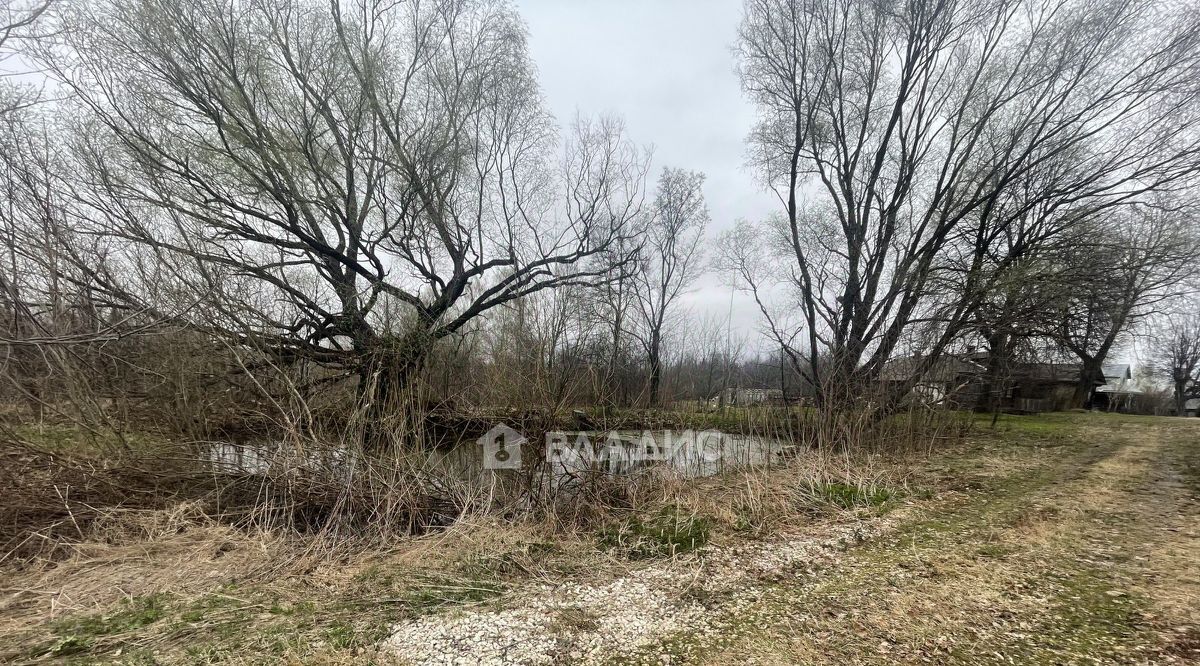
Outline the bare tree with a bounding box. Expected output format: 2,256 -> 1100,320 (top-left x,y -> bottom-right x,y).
633,168 -> 708,406
45,0 -> 649,416
0,0 -> 53,117
682,309 -> 748,406
1046,204 -> 1199,406
0,0 -> 49,48
1149,311 -> 1200,416
961,190 -> 1106,412
0,101 -> 167,429
587,219 -> 643,408
733,0 -> 1200,411
477,285 -> 592,411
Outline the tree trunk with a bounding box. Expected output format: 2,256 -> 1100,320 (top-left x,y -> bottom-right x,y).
977,332 -> 1010,413
647,329 -> 662,407
1072,358 -> 1105,409
358,329 -> 433,449
648,352 -> 662,408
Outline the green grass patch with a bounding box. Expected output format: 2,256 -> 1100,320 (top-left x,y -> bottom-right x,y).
977,411 -> 1165,440
402,574 -> 506,612
34,594 -> 171,659
322,621 -> 357,650
12,423 -> 170,458
599,506 -> 712,560
805,480 -> 895,509
52,593 -> 169,639
974,542 -> 1014,559
975,565 -> 1155,663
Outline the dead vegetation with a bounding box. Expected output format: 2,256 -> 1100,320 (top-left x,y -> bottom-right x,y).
0,414 -> 1195,664
0,409 -> 927,664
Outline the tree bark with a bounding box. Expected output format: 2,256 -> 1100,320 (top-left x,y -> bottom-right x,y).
1072,359 -> 1105,409
647,338 -> 662,408
978,332 -> 1010,414
357,328 -> 433,449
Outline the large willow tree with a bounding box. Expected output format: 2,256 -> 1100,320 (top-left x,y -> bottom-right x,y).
44,0 -> 649,411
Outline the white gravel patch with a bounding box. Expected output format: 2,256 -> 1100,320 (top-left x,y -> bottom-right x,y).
384,518 -> 893,665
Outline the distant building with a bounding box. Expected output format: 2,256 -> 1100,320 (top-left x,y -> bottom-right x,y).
1003,362 -> 1098,412
882,355 -> 1106,413
880,356 -> 987,408
1092,364 -> 1142,413
715,387 -> 785,407
1184,398 -> 1200,418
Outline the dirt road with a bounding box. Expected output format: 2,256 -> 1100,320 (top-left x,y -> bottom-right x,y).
696,418 -> 1200,665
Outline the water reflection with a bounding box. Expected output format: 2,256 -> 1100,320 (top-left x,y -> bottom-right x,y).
205,430 -> 787,482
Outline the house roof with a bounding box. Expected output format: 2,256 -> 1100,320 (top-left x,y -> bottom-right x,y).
1010,362 -> 1102,385
882,357 -> 1109,386
1096,363 -> 1138,394
1102,364 -> 1131,382
882,356 -> 986,383
1096,384 -> 1141,394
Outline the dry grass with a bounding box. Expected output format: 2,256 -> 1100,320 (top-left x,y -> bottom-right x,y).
699,420 -> 1200,665
0,429 -> 917,663
16,412 -> 1161,662
1,491 -> 681,663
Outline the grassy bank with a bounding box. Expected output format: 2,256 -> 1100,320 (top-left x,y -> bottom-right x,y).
2,412 -> 1196,664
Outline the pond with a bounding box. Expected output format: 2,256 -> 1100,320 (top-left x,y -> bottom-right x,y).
204,429 -> 788,484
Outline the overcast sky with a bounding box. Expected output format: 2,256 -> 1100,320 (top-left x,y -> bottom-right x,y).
516,0 -> 775,348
